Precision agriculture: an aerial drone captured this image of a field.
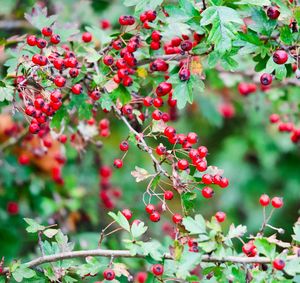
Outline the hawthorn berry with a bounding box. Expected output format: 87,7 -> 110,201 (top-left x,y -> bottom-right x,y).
71,84 -> 83,95
259,194 -> 270,206
50,34 -> 60,44
164,190 -> 174,200
99,165 -> 112,178
273,50 -> 288,65
172,213 -> 183,224
113,159 -> 123,169
103,269 -> 115,281
151,30 -> 162,42
100,19 -> 111,30
136,272 -> 147,283
202,174 -> 213,185
82,32 -> 92,42
54,76 -> 66,87
122,209 -> 132,220
151,264 -> 164,276
267,6 -> 280,20
119,15 -> 135,25
202,187 -> 214,198
153,97 -> 163,108
119,140 -> 129,151
273,259 -> 285,270
179,68 -> 191,81
41,26 -> 53,37
187,132 -> 198,144
242,242 -> 257,257
145,204 -> 156,214
260,73 -> 273,86
103,55 -> 114,66
219,177 -> 229,188
198,146 -> 208,158
180,40 -> 193,51
156,82 -> 172,96
69,68 -> 79,78
152,109 -> 162,120
150,211 -> 160,222
171,37 -> 182,47
178,159 -> 189,170
164,126 -> 176,138
215,211 -> 226,223
269,113 -> 280,123
150,41 -> 160,50
7,202 -> 19,215
112,40 -> 122,50
156,144 -> 166,155
37,38 -> 47,49
146,10 -> 157,22
238,82 -> 257,96
27,35 -> 37,46
18,154 -> 30,165
271,197 -> 283,208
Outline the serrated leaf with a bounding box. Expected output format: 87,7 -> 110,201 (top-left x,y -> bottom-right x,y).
0,86 -> 14,102
12,265 -> 36,282
140,240 -> 164,261
201,6 -> 242,53
55,230 -> 73,252
99,92 -> 113,110
43,229 -> 58,238
131,221 -> 148,239
131,167 -> 151,182
226,224 -> 247,239
173,82 -> 189,109
254,238 -> 276,259
85,26 -> 111,46
285,258 -> 300,276
182,214 -> 207,235
24,218 -> 45,233
108,211 -> 130,232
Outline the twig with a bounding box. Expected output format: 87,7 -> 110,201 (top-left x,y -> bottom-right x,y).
136,54 -> 189,66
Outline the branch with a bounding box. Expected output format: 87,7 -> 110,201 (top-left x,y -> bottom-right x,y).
112,104 -> 170,179
136,54 -> 189,66
2,249 -> 297,274
0,20 -> 31,30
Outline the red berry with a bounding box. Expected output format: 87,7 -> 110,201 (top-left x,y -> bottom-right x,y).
179,68 -> 191,81
259,194 -> 270,206
152,109 -> 162,120
27,35 -> 37,46
150,41 -> 160,50
180,40 -> 193,51
156,144 -> 166,155
242,242 -> 257,257
100,19 -> 111,30
69,68 -> 79,78
156,82 -> 172,96
145,204 -> 156,214
103,55 -> 114,66
59,135 -> 67,144
215,211 -> 226,223
202,174 -> 213,185
273,259 -> 285,270
197,146 -> 208,158
113,159 -> 123,168
82,32 -> 92,42
41,26 -> 53,37
172,213 -> 183,224
146,10 -> 157,22
103,269 -> 115,281
269,113 -> 280,123
271,197 -> 283,208
177,159 -> 189,170
99,118 -> 110,130
37,38 -> 47,49
18,154 -> 30,165
119,140 -> 129,151
273,50 -> 288,65
112,40 -> 122,50
71,84 -> 83,95
238,82 -> 257,96
171,37 -> 182,47
260,73 -> 273,86
150,211 -> 160,222
164,126 -> 176,138
119,15 -> 135,26
219,177 -> 229,188
153,97 -> 163,108
187,132 -> 198,144
136,272 -> 147,283
122,76 -> 133,87
267,6 -> 280,20
202,187 -> 214,198
54,76 -> 66,87
7,201 -> 19,215
164,190 -> 174,200
99,166 -> 112,178
143,96 -> 153,107
122,209 -> 132,220
151,264 -> 163,276
50,34 -> 60,44
151,30 -> 162,42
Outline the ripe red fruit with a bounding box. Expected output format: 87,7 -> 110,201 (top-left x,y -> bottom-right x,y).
202,187 -> 214,198
99,166 -> 112,178
273,50 -> 288,65
242,242 -> 257,257
99,118 -> 110,130
29,123 -> 40,134
7,201 -> 19,215
273,259 -> 285,270
37,38 -> 47,49
202,174 -> 213,185
122,209 -> 132,220
179,68 -> 191,81
100,19 -> 111,30
18,154 -> 30,165
119,140 -> 129,151
50,34 -> 61,44
69,68 -> 79,78
178,159 -> 189,170
219,103 -> 235,119
103,269 -> 115,281
187,132 -> 198,144
136,272 -> 147,283
53,58 -> 64,70
103,55 -> 114,66
215,211 -> 226,223
197,146 -> 208,158
59,135 -> 67,144
27,35 -> 37,46
269,113 -> 280,123
112,40 -> 122,50
119,15 -> 135,25
145,204 -> 156,214
164,126 -> 176,138
82,32 -> 92,42
260,73 -> 273,86
271,197 -> 283,208
180,40 -> 193,51
156,144 -> 166,155
171,37 -> 182,47
238,82 -> 257,96
150,41 -> 160,50
71,84 -> 83,95
122,76 -> 133,87
156,82 -> 172,96
150,211 -> 160,222
267,6 -> 280,20
172,213 -> 183,224
259,194 -> 270,206
153,97 -> 163,108
54,76 -> 66,87
152,109 -> 162,120
41,26 -> 53,37
143,96 -> 153,107
151,30 -> 162,42
219,177 -> 229,188
113,159 -> 123,169
164,190 -> 174,200
151,264 -> 164,276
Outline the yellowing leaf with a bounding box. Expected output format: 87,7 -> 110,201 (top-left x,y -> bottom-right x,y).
137,67 -> 148,79
190,56 -> 203,76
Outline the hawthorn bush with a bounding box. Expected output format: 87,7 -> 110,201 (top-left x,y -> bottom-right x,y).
0,0 -> 300,282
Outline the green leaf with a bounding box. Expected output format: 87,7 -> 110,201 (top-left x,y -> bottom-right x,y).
173,82 -> 189,109
254,238 -> 276,259
99,93 -> 113,110
280,26 -> 293,45
55,230 -> 74,252
123,0 -> 163,14
43,229 -> 58,238
0,86 -> 14,102
84,47 -> 101,63
77,257 -> 103,277
236,0 -> 270,5
140,240 -> 164,261
181,192 -> 197,213
12,265 -> 36,282
176,249 -> 202,278
226,224 -> 247,239
108,211 -> 130,232
292,223 -> 300,243
50,106 -> 67,129
24,4 -> 58,30
285,258 -> 300,276
275,64 -> 287,80
182,214 -> 206,235
200,6 -> 242,53
24,218 -> 45,233
85,26 -> 111,46
249,8 -> 277,36
131,221 -> 148,239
